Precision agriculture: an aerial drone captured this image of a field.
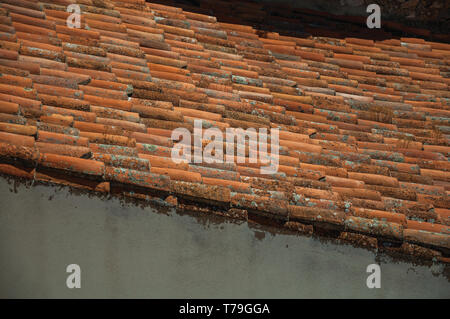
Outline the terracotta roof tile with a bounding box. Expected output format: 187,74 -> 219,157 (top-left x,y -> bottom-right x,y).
0,0 -> 449,262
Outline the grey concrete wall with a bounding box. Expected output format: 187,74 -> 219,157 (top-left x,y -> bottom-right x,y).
0,177 -> 448,298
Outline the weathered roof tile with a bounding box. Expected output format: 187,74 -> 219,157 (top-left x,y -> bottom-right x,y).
0,0 -> 449,261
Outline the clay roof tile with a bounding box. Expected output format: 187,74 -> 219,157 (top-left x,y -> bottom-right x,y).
0,0 -> 449,260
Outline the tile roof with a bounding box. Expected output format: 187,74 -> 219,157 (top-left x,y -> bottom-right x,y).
0,0 -> 449,263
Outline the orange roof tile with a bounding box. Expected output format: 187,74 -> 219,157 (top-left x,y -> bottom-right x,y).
0,0 -> 449,263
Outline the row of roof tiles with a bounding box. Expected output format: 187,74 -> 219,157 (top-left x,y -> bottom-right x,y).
151,0 -> 450,43
0,0 -> 449,263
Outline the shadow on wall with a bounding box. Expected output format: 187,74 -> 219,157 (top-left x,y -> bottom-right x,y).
0,176 -> 449,298
146,0 -> 450,42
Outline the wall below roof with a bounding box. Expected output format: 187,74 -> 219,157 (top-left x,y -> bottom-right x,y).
0,177 -> 448,298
